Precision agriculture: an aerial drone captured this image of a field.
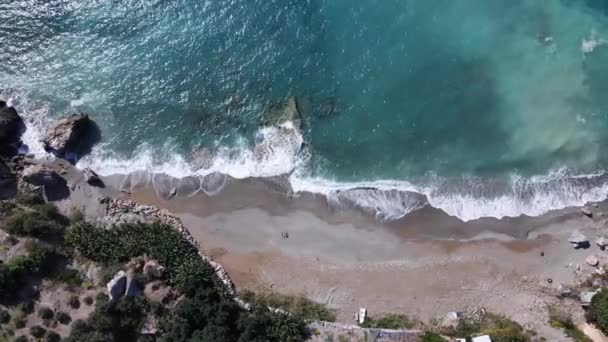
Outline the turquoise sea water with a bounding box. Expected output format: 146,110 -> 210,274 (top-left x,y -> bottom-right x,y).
3,0 -> 608,220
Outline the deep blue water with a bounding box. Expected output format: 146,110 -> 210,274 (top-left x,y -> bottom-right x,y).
3,0 -> 608,220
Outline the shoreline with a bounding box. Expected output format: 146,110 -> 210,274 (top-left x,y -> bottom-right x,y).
119,171 -> 607,340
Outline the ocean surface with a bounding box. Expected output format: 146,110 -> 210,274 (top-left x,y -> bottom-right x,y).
2,0 -> 608,221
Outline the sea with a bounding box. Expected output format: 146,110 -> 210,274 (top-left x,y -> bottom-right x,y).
2,0 -> 608,222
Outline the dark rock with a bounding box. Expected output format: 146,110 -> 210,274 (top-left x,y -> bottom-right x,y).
41,114 -> 100,163
0,159 -> 17,199
83,168 -> 104,187
582,207 -> 593,218
21,165 -> 69,201
267,97 -> 301,128
107,271 -> 127,302
0,103 -> 24,156
125,275 -> 141,297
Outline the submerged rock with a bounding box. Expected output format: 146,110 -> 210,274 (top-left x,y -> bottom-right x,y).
267,97 -> 301,128
569,230 -> 589,249
0,101 -> 24,156
42,114 -> 100,162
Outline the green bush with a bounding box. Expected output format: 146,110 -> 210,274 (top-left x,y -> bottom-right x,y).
14,335 -> 28,342
240,290 -> 336,322
0,243 -> 52,300
30,325 -> 47,338
360,313 -> 416,329
446,313 -> 532,342
51,267 -> 83,288
83,296 -> 94,306
68,295 -> 80,309
588,289 -> 608,334
549,307 -> 591,342
45,331 -> 61,342
1,202 -> 68,238
421,332 -> 447,342
38,307 -> 54,320
56,311 -> 71,325
0,309 -> 9,324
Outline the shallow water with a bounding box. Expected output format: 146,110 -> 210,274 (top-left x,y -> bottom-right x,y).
2,0 -> 608,221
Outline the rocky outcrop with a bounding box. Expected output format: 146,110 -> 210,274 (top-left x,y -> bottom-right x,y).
0,159 -> 17,199
125,274 -> 141,297
143,260 -> 165,279
42,114 -> 100,162
586,255 -> 600,267
267,97 -> 301,128
581,207 -> 593,218
569,230 -> 589,249
0,101 -> 24,156
83,167 -> 104,187
21,165 -> 69,201
597,236 -> 608,250
107,270 -> 127,301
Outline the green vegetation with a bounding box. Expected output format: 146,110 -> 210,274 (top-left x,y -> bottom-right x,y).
30,325 -> 46,338
1,201 -> 68,238
443,313 -> 534,342
56,311 -> 71,325
65,297 -> 148,342
420,332 -> 447,342
45,331 -> 61,342
240,290 -> 337,322
0,243 -> 52,301
37,307 -> 54,320
83,296 -> 94,306
50,267 -> 83,288
65,222 -> 310,341
588,288 -> 608,334
360,313 -> 416,329
549,310 -> 591,342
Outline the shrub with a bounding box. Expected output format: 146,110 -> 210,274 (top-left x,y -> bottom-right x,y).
589,289 -> 608,334
446,313 -> 532,342
240,290 -> 336,322
421,332 -> 447,341
68,207 -> 85,224
68,295 -> 80,309
56,311 -> 71,325
549,307 -> 591,342
360,313 -> 416,329
51,267 -> 83,288
0,243 -> 52,301
13,318 -> 26,329
0,309 -> 9,324
1,203 -> 68,238
83,296 -> 94,306
45,331 -> 61,342
14,336 -> 28,342
30,325 -> 47,338
38,307 -> 54,320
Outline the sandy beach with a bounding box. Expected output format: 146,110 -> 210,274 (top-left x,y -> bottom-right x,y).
109,172 -> 608,341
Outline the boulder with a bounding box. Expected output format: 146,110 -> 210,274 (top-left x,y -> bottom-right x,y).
143,260 -> 165,279
267,97 -> 301,128
0,101 -> 24,156
125,274 -> 140,297
0,159 -> 17,199
42,114 -> 100,162
22,165 -> 63,187
107,270 -> 127,301
557,285 -> 572,298
582,207 -> 593,218
597,236 -> 608,250
586,255 -> 600,267
569,230 -> 590,249
83,167 -> 104,187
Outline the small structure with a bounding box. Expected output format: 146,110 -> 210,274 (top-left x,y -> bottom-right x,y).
580,290 -> 600,307
472,335 -> 492,342
356,307 -> 367,324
